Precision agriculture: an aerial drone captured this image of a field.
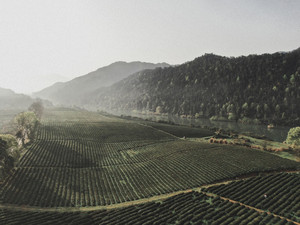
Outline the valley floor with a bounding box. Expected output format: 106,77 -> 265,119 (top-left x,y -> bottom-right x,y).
0,109 -> 299,224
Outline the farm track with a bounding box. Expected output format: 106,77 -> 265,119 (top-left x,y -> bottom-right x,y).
0,170 -> 298,214
137,122 -> 180,139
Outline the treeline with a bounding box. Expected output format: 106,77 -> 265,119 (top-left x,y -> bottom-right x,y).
93,48 -> 300,126
0,102 -> 43,180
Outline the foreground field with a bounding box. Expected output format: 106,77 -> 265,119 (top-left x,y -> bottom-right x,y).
1,174 -> 299,224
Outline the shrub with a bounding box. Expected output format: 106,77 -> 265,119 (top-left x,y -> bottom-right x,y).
0,136 -> 19,180
0,134 -> 18,149
285,127 -> 300,146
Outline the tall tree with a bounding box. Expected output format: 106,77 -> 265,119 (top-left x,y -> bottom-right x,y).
28,101 -> 44,119
15,112 -> 38,146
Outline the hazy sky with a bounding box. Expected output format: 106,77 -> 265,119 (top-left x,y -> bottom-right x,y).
1,0 -> 299,94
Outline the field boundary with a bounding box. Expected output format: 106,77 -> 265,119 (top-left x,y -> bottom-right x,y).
137,122 -> 180,139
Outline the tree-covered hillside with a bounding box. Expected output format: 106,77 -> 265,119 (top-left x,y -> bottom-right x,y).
0,87 -> 52,111
92,48 -> 300,126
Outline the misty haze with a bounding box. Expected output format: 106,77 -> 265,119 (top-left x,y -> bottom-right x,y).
0,1 -> 299,225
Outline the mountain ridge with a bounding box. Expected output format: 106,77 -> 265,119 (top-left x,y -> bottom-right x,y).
0,87 -> 15,97
0,87 -> 34,110
34,61 -> 170,105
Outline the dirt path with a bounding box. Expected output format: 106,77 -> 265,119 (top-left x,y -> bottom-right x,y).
0,188 -> 195,213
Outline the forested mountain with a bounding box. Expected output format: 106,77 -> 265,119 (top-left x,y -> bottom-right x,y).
34,61 -> 169,106
0,87 -> 34,110
91,48 -> 300,126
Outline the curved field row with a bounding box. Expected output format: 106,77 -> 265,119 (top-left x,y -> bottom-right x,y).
36,122 -> 175,142
0,191 -> 296,225
203,172 -> 300,223
1,140 -> 299,207
20,136 -> 300,170
19,139 -> 172,168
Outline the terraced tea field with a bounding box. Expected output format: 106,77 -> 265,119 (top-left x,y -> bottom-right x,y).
0,109 -> 299,224
203,173 -> 300,223
1,185 -> 299,225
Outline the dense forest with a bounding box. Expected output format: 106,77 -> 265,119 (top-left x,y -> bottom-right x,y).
91,48 -> 300,126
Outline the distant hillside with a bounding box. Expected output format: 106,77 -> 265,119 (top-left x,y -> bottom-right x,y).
91,48 -> 300,126
0,87 -> 34,110
34,61 -> 169,106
